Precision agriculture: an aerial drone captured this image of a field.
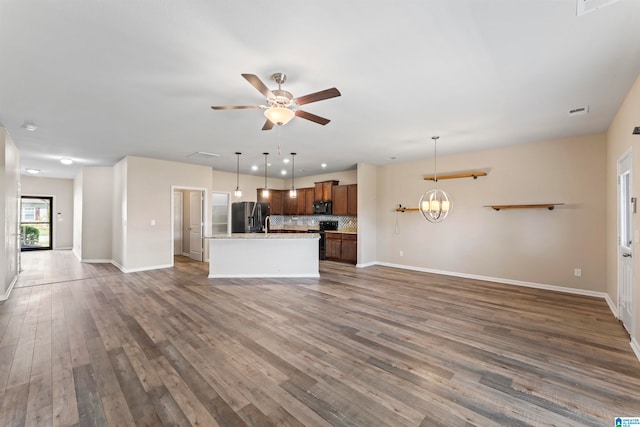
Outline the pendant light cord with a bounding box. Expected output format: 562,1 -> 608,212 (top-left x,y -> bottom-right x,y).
432,136 -> 439,188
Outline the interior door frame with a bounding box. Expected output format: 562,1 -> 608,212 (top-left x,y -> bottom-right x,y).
20,195 -> 54,251
170,186 -> 207,264
617,148 -> 634,336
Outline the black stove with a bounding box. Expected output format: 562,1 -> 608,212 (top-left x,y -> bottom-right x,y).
315,220 -> 338,260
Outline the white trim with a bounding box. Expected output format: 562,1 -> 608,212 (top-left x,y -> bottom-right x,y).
80,258 -> 113,263
0,274 -> 19,301
72,248 -> 81,261
356,261 -> 377,268
208,273 -> 320,279
374,261 -> 609,299
631,337 -> 640,363
604,293 -> 619,318
117,263 -> 173,273
182,252 -> 191,257
54,246 -> 73,250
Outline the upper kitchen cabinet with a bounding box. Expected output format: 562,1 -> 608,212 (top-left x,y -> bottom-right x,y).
347,184 -> 357,216
257,189 -> 283,215
305,188 -> 315,215
314,180 -> 339,201
332,184 -> 357,216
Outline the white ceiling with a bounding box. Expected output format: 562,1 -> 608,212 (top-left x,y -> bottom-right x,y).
1,0 -> 639,179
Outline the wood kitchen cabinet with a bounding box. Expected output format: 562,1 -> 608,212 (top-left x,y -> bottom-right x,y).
347,184 -> 357,216
325,232 -> 357,264
314,180 -> 339,201
332,184 -> 357,216
257,189 -> 283,215
283,190 -> 297,215
305,188 -> 315,215
296,188 -> 310,215
325,233 -> 342,260
332,185 -> 348,215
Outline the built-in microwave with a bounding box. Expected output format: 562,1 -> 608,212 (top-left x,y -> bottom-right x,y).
312,200 -> 332,215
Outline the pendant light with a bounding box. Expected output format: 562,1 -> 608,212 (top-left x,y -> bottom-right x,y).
419,136 -> 452,223
262,152 -> 269,198
233,152 -> 242,198
289,153 -> 297,198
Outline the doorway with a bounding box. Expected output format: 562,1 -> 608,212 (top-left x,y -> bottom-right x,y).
20,196 -> 53,251
172,187 -> 205,263
617,149 -> 634,335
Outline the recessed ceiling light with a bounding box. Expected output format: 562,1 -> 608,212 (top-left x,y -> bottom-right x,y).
283,158 -> 290,164
23,123 -> 38,131
321,163 -> 327,168
251,165 -> 258,171
60,158 -> 73,165
26,168 -> 40,174
281,170 -> 287,175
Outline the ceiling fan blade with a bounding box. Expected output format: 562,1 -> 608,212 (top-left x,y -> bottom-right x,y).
241,73 -> 274,99
295,110 -> 330,125
211,105 -> 263,110
262,119 -> 275,131
294,87 -> 341,106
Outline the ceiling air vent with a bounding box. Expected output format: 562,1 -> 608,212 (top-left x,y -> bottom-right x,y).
633,127 -> 640,135
186,151 -> 220,160
576,0 -> 621,16
568,106 -> 589,117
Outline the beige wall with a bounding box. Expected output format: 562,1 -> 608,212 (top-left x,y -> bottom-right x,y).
357,163 -> 377,265
73,170 -> 83,258
212,169 -> 285,201
124,156 -> 212,271
607,74 -> 640,347
112,158 -> 127,268
0,128 -> 20,300
21,176 -> 74,249
81,167 -> 114,261
376,133 -> 607,292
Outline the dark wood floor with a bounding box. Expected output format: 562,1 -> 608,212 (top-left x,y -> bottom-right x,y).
1,251 -> 639,426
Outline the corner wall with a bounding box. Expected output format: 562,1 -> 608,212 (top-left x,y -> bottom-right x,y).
0,128 -> 20,300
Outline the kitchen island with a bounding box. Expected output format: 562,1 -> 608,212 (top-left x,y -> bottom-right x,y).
207,233 -> 320,278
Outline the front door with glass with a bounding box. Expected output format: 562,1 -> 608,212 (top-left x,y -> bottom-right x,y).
21,196 -> 53,251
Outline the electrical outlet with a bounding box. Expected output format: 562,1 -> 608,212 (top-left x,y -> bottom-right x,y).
399,250 -> 404,257
574,268 -> 582,277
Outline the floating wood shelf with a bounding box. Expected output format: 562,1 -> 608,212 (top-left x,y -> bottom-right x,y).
424,171 -> 487,181
485,203 -> 564,211
395,207 -> 420,212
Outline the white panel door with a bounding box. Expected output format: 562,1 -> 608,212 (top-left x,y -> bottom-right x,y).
618,150 -> 633,334
189,191 -> 203,262
173,192 -> 183,255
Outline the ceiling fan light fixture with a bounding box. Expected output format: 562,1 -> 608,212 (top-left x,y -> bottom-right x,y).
264,107 -> 295,126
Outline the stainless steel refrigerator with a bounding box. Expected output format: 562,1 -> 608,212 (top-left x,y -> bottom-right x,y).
231,202 -> 270,233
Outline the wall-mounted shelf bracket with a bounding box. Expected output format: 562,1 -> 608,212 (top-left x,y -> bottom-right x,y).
484,203 -> 564,211
395,206 -> 420,212
424,171 -> 487,181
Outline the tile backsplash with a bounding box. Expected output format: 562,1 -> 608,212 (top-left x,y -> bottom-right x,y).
271,215 -> 357,231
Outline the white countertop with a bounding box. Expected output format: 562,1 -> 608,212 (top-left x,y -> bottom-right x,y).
207,233 -> 319,240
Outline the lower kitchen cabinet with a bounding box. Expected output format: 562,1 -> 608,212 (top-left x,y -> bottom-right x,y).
341,234 -> 357,263
325,232 -> 357,264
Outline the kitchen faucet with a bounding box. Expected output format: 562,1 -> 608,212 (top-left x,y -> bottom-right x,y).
264,216 -> 271,235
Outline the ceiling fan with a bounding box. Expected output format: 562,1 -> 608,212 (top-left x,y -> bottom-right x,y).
211,73 -> 341,130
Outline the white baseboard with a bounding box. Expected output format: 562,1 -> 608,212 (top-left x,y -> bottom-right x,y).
356,261 -> 377,268
604,294 -> 619,318
0,274 -> 18,301
54,246 -> 73,250
631,337 -> 640,363
117,263 -> 173,273
80,258 -> 113,263
374,261 -> 609,299
72,248 -> 81,261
